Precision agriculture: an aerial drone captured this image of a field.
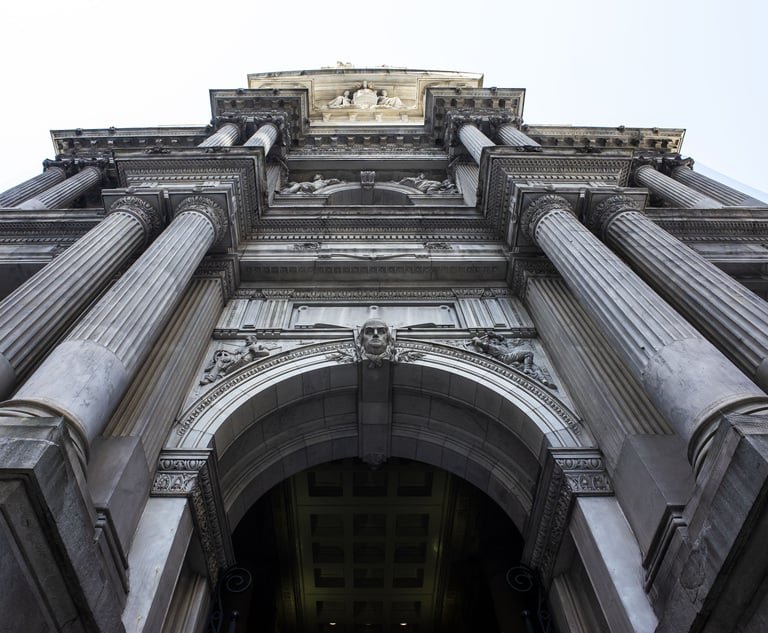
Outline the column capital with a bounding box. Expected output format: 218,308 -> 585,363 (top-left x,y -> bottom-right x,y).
521,194 -> 574,240
107,195 -> 163,243
176,195 -> 228,242
584,194 -> 642,238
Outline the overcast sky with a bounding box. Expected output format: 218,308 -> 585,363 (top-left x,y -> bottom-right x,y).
1,0 -> 765,198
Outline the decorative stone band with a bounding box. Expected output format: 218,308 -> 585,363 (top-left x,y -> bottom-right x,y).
521,194 -> 574,240
108,195 -> 163,244
176,195 -> 228,243
584,195 -> 641,240
151,448 -> 234,587
524,448 -> 613,586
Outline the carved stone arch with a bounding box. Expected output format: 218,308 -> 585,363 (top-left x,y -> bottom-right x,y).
167,340 -> 589,539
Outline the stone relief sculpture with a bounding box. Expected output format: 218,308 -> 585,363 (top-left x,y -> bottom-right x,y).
358,318 -> 394,367
376,90 -> 404,108
327,90 -> 352,108
469,333 -> 557,388
280,174 -> 344,194
200,336 -> 274,385
397,173 -> 458,194
322,80 -> 411,110
328,318 -> 423,368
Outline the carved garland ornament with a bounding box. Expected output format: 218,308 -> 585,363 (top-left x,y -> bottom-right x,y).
520,195 -> 573,241
177,195 -> 228,242
108,195 -> 163,241
585,195 -> 640,239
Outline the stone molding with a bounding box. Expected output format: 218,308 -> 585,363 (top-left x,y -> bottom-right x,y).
175,339 -> 582,439
195,255 -> 239,301
151,448 -> 234,586
233,287 -> 512,300
525,448 -> 613,586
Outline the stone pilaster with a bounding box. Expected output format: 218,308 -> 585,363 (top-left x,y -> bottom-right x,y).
633,164 -> 723,208
15,166 -> 102,210
587,194 -> 768,392
243,122 -> 278,154
671,165 -> 766,206
4,196 -> 226,462
197,122 -> 240,147
105,277 -> 224,469
0,196 -> 159,398
454,162 -> 479,207
497,124 -> 541,148
458,123 -> 495,165
0,166 -> 66,207
526,276 -> 671,467
523,194 -> 768,472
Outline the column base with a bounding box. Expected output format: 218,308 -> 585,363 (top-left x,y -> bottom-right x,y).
654,414 -> 768,632
0,416 -> 127,632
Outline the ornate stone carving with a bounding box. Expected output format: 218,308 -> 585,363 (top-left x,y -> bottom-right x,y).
280,174 -> 345,194
200,335 -> 275,384
176,195 -> 228,242
520,194 -> 573,241
526,449 -> 612,586
396,174 -> 458,194
469,333 -> 556,389
324,81 -> 410,110
358,318 -> 394,367
151,449 -> 234,586
585,194 -> 641,238
177,340 -> 582,438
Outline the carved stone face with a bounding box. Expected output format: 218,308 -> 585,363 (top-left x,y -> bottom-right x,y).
359,318 -> 390,355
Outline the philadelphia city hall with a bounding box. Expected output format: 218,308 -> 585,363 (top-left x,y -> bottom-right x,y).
0,66 -> 767,633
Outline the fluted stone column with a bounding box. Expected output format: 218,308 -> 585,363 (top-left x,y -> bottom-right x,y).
0,196 -> 159,399
588,195 -> 768,392
633,164 -> 723,208
105,277 -> 224,469
3,195 -> 226,462
671,165 -> 766,207
523,194 -> 768,472
458,124 -> 495,165
243,122 -> 278,155
197,122 -> 240,147
15,166 -> 102,210
497,124 -> 540,148
0,166 -> 66,207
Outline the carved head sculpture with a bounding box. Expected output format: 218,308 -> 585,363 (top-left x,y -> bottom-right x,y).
359,318 -> 391,357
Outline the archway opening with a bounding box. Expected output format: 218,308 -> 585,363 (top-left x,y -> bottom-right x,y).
220,458 -> 545,633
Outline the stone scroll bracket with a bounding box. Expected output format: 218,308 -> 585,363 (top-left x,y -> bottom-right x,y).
151,447 -> 235,587
522,447 -> 613,587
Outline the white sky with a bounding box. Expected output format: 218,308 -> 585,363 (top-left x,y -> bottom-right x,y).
1,0 -> 765,197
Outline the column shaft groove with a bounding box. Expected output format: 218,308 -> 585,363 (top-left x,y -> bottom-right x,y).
243,123 -> 278,154
604,208 -> 768,389
0,167 -> 66,207
0,211 -> 146,394
497,124 -> 540,148
15,167 -> 101,210
197,123 -> 240,147
634,165 -> 723,208
458,124 -> 495,165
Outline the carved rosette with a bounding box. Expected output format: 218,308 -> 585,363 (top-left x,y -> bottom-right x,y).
177,196 -> 228,242
585,195 -> 640,239
152,449 -> 234,586
108,195 -> 163,243
526,448 -> 612,586
520,195 -> 573,242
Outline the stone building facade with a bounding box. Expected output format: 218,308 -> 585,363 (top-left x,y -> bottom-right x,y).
0,67 -> 767,633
